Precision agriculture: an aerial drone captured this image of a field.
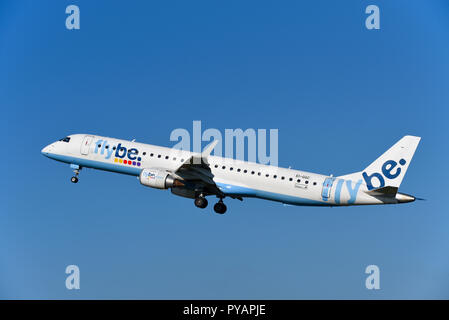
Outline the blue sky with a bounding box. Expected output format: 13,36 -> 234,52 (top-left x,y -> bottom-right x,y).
1,0 -> 449,299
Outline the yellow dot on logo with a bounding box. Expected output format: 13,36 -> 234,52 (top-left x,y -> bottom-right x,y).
119,159 -> 123,163
114,158 -> 118,163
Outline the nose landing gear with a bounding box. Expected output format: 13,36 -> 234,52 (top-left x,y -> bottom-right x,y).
70,176 -> 79,183
70,164 -> 81,184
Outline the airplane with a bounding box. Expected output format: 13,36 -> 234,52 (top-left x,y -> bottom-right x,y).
41,134 -> 421,214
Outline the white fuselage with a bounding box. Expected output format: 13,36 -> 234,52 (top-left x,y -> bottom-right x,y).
41,134 -> 415,207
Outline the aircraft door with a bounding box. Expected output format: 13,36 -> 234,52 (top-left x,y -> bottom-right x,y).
80,135 -> 94,155
321,177 -> 335,201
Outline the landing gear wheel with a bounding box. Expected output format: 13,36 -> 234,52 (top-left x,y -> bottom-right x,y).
70,165 -> 81,184
213,201 -> 227,214
194,197 -> 208,209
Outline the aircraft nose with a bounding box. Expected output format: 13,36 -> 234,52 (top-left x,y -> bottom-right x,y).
41,144 -> 53,156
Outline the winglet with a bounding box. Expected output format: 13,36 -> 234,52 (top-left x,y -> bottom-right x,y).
202,139 -> 219,158
173,139 -> 219,170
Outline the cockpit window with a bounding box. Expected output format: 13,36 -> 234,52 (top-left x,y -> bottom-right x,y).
59,137 -> 71,143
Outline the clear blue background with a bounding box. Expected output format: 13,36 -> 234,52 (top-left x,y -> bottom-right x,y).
1,0 -> 448,299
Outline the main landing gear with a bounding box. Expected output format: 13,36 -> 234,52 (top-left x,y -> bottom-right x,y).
194,194 -> 227,214
213,199 -> 227,214
194,195 -> 208,209
70,164 -> 80,184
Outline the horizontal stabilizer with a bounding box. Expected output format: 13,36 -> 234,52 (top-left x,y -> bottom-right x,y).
365,186 -> 398,197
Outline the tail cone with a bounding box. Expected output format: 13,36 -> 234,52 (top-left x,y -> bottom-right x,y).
396,192 -> 415,203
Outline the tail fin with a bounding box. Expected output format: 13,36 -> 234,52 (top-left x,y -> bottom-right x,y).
338,135 -> 421,190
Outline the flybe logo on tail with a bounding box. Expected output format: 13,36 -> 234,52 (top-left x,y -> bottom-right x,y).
362,158 -> 407,190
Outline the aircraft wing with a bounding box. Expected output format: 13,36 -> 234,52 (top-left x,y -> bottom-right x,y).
169,140 -> 222,196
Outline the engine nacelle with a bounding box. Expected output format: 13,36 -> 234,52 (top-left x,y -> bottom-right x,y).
139,168 -> 180,189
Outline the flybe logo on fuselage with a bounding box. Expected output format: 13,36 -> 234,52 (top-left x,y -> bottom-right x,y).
94,140 -> 142,167
362,158 -> 407,190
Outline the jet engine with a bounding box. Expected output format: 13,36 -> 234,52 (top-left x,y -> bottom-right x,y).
139,168 -> 183,189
